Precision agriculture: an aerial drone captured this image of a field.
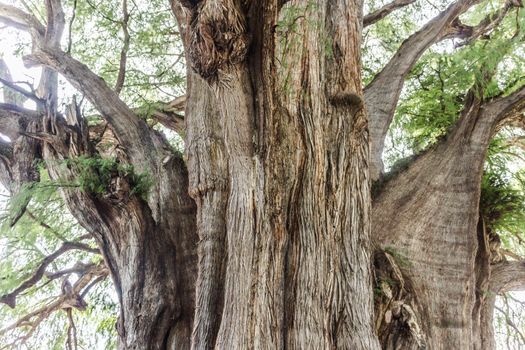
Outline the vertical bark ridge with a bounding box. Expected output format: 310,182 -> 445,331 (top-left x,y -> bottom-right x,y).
471,216 -> 491,350
185,0 -> 380,348
213,68 -> 258,349
185,71 -> 229,350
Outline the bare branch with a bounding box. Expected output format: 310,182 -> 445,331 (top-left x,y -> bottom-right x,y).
0,76 -> 43,105
363,0 -> 416,27
444,0 -> 523,47
494,304 -> 525,344
44,262 -> 98,281
24,47 -> 159,168
66,0 -> 77,53
114,0 -> 130,94
0,59 -> 28,106
0,264 -> 107,344
0,2 -> 45,35
365,0 -> 480,179
0,241 -> 99,308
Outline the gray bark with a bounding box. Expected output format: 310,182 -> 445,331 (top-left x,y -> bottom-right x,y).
371,82 -> 525,348
365,0 -> 479,180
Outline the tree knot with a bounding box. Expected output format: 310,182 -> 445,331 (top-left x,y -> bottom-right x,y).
188,0 -> 250,80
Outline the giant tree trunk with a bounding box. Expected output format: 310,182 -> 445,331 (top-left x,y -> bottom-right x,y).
371,92 -> 511,349
38,102 -> 199,350
180,0 -> 380,348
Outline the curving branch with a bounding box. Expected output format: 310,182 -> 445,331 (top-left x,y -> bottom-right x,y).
363,0 -> 416,27
24,47 -> 158,167
365,0 -> 481,179
0,3 -> 44,35
0,264 -> 108,349
483,84 -> 525,124
0,241 -> 99,308
444,0 -> 519,46
0,59 -> 31,106
0,1 -> 160,171
489,260 -> 525,293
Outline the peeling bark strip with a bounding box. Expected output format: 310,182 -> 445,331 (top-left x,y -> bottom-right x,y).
183,0 -> 380,348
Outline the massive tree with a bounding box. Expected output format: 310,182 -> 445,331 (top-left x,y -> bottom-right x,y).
0,0 -> 524,349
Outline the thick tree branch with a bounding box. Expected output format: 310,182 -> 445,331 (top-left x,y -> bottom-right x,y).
0,3 -> 44,35
363,0 -> 416,27
365,0 -> 480,179
0,241 -> 99,308
143,96 -> 186,134
24,46 -> 159,169
0,0 -> 159,172
490,260 -> 525,293
0,103 -> 40,140
482,84 -> 525,126
444,0 -> 519,45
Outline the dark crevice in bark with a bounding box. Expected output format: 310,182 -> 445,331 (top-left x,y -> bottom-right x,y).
182,1 -> 380,348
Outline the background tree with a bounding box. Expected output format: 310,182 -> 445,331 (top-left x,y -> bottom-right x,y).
0,0 -> 524,349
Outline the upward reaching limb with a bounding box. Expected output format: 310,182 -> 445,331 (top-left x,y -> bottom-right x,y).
364,0 -> 520,179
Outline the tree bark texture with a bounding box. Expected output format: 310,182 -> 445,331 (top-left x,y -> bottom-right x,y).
371,90 -> 517,349
181,0 -> 380,348
40,102 -> 198,350
3,0 -> 525,349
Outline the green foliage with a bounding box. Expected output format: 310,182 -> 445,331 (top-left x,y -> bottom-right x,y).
480,170 -> 525,229
0,183 -> 117,350
63,155 -> 153,199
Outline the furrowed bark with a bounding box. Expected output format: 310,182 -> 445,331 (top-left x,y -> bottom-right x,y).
0,2 -> 199,348
40,101 -> 198,350
184,0 -> 379,348
372,80 -> 525,348
365,0 -> 479,180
